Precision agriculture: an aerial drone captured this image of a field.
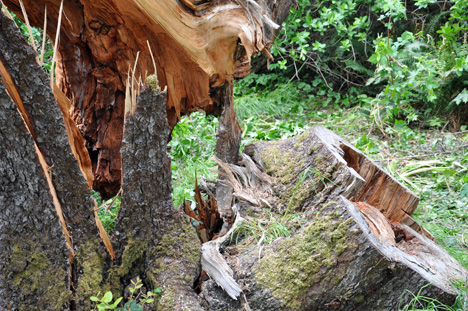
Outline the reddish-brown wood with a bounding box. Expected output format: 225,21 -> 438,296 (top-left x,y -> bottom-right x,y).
3,0 -> 292,198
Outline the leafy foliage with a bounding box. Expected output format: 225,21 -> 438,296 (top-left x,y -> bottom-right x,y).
264,0 -> 468,127
90,277 -> 161,311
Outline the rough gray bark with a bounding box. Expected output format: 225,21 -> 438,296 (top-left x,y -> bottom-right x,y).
200,126 -> 468,311
0,11 -> 104,309
112,88 -> 205,310
0,74 -> 70,311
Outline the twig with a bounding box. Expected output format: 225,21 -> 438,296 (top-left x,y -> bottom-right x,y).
146,40 -> 158,77
18,0 -> 37,51
104,188 -> 122,212
50,0 -> 64,87
40,5 -> 47,66
0,0 -> 14,19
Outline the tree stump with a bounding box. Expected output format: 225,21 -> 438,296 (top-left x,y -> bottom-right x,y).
200,126 -> 468,311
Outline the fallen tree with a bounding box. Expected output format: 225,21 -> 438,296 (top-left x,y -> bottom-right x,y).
3,0 -> 292,198
198,126 -> 468,310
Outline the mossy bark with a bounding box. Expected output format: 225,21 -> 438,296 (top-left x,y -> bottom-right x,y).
112,88 -> 205,311
200,126 -> 468,311
0,72 -> 71,311
0,11 -> 103,310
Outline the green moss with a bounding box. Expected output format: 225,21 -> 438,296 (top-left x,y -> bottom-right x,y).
76,239 -> 106,307
157,290 -> 176,311
10,243 -> 71,310
146,74 -> 161,92
309,144 -> 320,155
150,217 -> 201,310
155,217 -> 200,265
117,236 -> 149,277
255,207 -> 355,309
260,144 -> 304,185
284,180 -> 316,212
296,131 -> 309,144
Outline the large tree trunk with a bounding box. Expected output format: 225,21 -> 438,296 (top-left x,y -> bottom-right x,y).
199,126 -> 468,310
3,0 -> 293,199
0,65 -> 71,311
0,12 -> 102,310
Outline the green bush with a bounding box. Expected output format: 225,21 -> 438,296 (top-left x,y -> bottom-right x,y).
265,0 -> 468,128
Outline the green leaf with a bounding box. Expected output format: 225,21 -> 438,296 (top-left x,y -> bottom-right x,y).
461,184 -> 468,197
112,297 -> 123,308
127,301 -> 143,311
102,291 -> 113,304
451,89 -> 468,105
90,296 -> 100,302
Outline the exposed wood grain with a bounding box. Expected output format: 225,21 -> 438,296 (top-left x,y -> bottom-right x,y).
3,0 -> 293,198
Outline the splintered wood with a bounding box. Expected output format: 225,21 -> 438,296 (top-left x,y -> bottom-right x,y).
184,178 -> 223,243
3,0 -> 292,197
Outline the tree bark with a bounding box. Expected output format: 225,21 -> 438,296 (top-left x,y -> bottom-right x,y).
0,11 -> 104,310
200,126 -> 468,311
213,83 -> 242,220
111,87 -> 205,310
0,68 -> 71,311
3,0 -> 294,199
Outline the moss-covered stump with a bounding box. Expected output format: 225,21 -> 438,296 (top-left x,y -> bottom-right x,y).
200,126 -> 468,311
112,88 -> 205,311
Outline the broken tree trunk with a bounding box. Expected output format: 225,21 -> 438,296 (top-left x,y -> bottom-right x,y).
3,0 -> 294,198
0,16 -> 202,308
110,87 -> 205,310
199,126 -> 468,311
0,11 -> 105,310
0,68 -> 71,311
213,83 -> 242,221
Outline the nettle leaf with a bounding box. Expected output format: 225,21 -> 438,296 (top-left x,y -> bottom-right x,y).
451,89 -> 468,105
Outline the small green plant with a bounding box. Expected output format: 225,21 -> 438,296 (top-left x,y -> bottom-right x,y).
92,190 -> 121,234
90,291 -> 122,311
90,277 -> 162,311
